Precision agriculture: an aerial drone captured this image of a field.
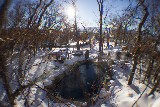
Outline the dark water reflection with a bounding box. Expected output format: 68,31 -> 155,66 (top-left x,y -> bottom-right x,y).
55,63 -> 101,101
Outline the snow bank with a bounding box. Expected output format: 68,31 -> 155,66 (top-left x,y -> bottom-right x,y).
110,80 -> 116,86
99,88 -> 111,99
53,103 -> 76,107
117,97 -> 135,107
152,97 -> 160,107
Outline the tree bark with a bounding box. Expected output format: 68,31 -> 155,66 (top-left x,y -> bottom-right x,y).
0,0 -> 11,29
97,0 -> 104,52
128,53 -> 138,85
128,0 -> 149,85
149,76 -> 160,95
0,0 -> 14,106
143,58 -> 154,83
0,53 -> 15,106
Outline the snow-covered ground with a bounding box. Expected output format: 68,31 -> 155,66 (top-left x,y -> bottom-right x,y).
1,42 -> 160,107
92,43 -> 160,107
104,60 -> 160,107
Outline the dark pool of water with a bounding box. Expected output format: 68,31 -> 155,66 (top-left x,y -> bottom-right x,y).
54,62 -> 102,101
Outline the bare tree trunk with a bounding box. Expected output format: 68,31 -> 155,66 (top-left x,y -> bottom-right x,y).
153,66 -> 160,83
149,76 -> 160,95
123,25 -> 127,44
97,0 -> 104,52
128,0 -> 149,85
0,0 -> 11,29
143,58 -> 154,83
99,10 -> 103,52
128,54 -> 138,85
0,0 -> 14,106
0,52 -> 15,106
71,0 -> 80,50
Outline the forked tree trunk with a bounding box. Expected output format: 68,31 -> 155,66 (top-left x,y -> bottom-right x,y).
97,0 -> 104,52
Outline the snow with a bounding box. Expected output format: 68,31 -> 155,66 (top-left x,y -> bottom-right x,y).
117,98 -> 134,107
107,59 -> 160,107
1,42 -> 160,107
99,88 -> 111,99
152,97 -> 160,107
53,103 -> 76,107
82,102 -> 87,106
110,80 -> 116,86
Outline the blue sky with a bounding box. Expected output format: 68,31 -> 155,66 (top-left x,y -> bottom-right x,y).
0,0 -> 132,28
74,0 -> 130,27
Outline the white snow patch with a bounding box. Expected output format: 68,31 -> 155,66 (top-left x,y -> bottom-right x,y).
152,97 -> 160,107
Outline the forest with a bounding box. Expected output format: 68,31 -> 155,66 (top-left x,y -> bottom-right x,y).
0,0 -> 160,107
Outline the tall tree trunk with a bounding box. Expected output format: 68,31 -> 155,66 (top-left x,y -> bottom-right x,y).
147,59 -> 154,79
128,53 -> 138,85
97,0 -> 104,52
99,10 -> 103,52
143,58 -> 154,83
72,0 -> 80,50
0,0 -> 12,29
149,76 -> 160,95
153,66 -> 160,83
0,52 -> 15,106
0,0 -> 14,105
128,0 -> 149,85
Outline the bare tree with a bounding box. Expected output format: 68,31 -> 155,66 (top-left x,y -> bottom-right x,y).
97,0 -> 104,52
0,0 -> 70,106
128,0 -> 149,85
70,0 -> 80,50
